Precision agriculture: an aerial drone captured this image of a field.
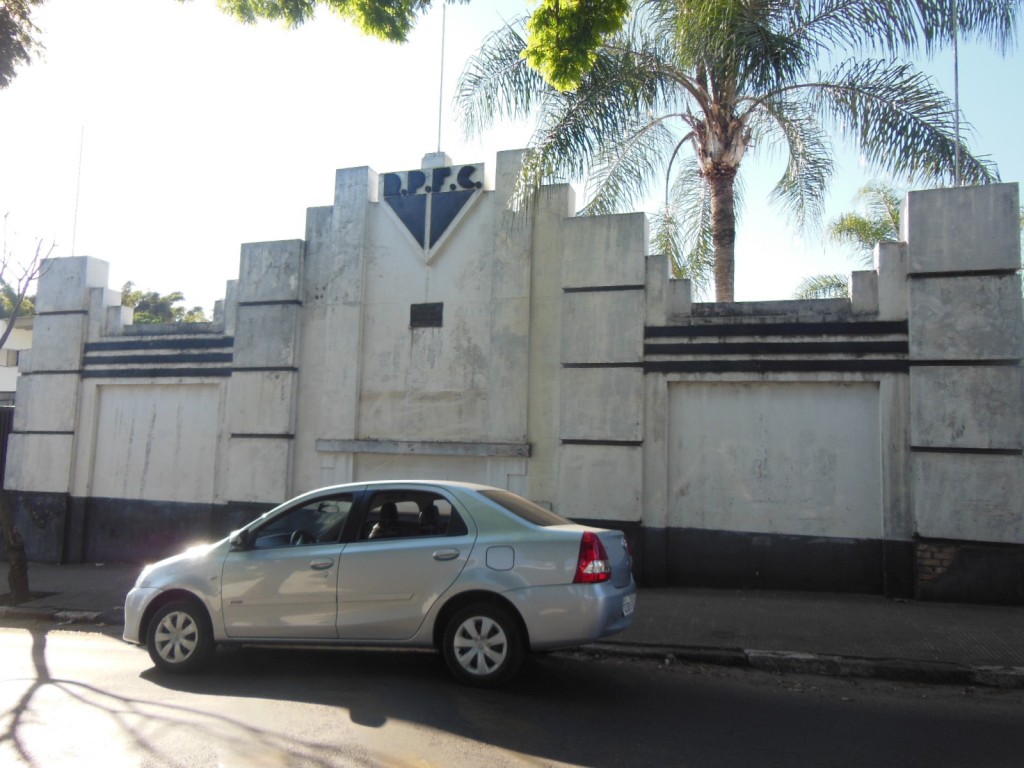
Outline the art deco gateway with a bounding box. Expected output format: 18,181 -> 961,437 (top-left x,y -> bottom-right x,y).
5,150 -> 1023,604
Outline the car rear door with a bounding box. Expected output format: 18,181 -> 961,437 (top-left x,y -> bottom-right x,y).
335,487 -> 475,641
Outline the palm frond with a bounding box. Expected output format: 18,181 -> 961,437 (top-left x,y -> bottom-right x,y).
456,18 -> 548,139
859,182 -> 903,234
794,273 -> 850,299
652,154 -> 715,296
807,58 -> 999,186
579,116 -> 679,216
829,213 -> 893,265
793,0 -> 1020,57
503,24 -> 689,210
751,97 -> 834,232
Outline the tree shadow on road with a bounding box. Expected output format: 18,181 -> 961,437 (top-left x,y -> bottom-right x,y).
1,627 -> 381,767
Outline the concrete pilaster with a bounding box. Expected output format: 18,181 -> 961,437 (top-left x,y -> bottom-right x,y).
227,239 -> 304,503
905,184 -> 1024,553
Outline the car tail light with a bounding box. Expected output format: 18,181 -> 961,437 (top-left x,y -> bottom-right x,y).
574,532 -> 612,583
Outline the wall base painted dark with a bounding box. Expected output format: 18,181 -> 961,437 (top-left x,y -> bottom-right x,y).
916,539 -> 1024,605
2,492 -> 273,565
5,497 -> 1020,606
641,526 -> 916,600
77,497 -> 271,563
3,491 -> 70,563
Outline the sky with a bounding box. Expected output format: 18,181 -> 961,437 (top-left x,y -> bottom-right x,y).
0,0 -> 1021,314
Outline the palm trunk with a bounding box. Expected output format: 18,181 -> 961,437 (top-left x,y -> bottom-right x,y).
0,489 -> 30,603
708,166 -> 738,302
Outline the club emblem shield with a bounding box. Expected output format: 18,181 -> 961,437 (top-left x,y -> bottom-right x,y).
380,164 -> 484,263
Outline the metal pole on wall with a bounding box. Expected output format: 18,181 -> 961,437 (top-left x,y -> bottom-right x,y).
953,0 -> 961,186
71,126 -> 85,255
437,3 -> 447,154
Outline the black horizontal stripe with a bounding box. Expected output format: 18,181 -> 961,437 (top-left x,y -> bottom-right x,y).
909,359 -> 1020,367
645,359 -> 909,374
646,321 -> 908,339
81,368 -> 232,379
911,445 -> 1022,456
237,299 -> 303,307
8,430 -> 75,436
562,362 -> 644,369
85,353 -> 233,366
561,439 -> 643,447
86,336 -> 234,352
232,366 -> 299,373
646,341 -> 908,356
563,285 -> 645,294
909,269 -> 1018,280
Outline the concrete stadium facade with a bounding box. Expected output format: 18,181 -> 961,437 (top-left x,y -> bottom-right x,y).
5,149 -> 1022,604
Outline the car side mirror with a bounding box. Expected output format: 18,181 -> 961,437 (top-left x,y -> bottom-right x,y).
230,529 -> 253,551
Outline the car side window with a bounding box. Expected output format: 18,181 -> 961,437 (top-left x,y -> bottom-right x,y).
359,492 -> 468,541
252,494 -> 354,548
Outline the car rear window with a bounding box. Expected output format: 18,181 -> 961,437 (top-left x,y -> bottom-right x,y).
480,489 -> 572,527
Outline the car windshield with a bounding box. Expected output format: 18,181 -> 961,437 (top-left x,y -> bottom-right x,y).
480,489 -> 572,527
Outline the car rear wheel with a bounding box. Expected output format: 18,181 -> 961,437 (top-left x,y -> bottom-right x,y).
442,603 -> 524,686
146,599 -> 214,673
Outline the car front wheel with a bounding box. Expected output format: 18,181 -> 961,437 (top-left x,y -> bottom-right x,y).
146,599 -> 214,673
442,603 -> 524,686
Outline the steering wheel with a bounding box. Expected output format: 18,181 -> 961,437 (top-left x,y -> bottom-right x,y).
289,529 -> 313,546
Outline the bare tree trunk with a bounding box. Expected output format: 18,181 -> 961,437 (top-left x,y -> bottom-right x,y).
0,488 -> 29,603
708,166 -> 738,303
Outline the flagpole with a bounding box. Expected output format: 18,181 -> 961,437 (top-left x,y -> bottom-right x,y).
953,0 -> 961,186
437,3 -> 447,153
71,126 -> 85,256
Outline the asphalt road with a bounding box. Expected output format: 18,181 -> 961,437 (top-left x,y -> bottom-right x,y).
2,622 -> 1023,767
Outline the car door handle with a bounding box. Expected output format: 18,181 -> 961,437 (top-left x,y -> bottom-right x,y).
309,559 -> 334,570
432,549 -> 460,561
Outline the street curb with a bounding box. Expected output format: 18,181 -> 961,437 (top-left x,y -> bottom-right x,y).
0,606 -> 125,626
3,608 -> 1022,689
585,642 -> 1024,690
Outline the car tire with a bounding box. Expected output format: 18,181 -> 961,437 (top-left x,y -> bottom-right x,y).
146,598 -> 214,673
442,603 -> 524,687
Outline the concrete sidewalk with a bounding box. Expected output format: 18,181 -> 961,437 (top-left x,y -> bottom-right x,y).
3,562 -> 1024,688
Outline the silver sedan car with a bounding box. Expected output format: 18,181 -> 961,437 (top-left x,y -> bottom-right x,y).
123,480 -> 637,686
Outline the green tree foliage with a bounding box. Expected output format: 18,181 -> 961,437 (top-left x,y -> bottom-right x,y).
0,281 -> 33,318
121,282 -> 208,324
0,0 -> 43,89
0,214 -> 48,345
457,0 -> 1019,302
194,0 -> 631,90
795,183 -> 1024,299
205,0 -> 445,41
523,0 -> 632,91
829,182 -> 904,265
796,182 -> 903,299
794,273 -> 850,299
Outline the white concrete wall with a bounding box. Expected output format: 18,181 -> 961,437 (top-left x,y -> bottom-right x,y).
88,384 -> 220,503
6,150 -> 1021,598
905,183 -> 1024,546
298,152 -> 535,499
667,381 -> 883,538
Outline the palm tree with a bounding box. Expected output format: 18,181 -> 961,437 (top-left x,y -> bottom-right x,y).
796,182 -> 1024,299
457,0 -> 1019,301
829,183 -> 903,264
795,182 -> 903,298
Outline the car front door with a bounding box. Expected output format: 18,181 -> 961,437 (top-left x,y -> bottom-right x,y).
221,493 -> 354,639
335,489 -> 474,641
